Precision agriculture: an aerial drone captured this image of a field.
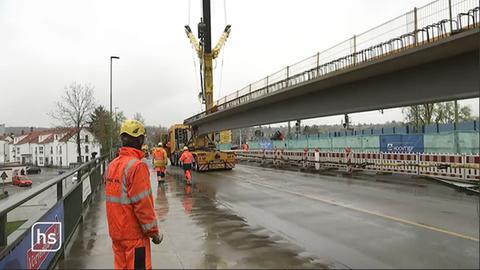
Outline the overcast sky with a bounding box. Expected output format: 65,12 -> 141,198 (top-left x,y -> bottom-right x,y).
0,0 -> 478,128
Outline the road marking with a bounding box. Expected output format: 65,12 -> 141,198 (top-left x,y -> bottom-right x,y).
222,169 -> 479,242
19,203 -> 48,207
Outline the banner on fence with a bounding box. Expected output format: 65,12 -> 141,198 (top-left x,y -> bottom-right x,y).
258,140 -> 273,150
380,134 -> 424,153
0,202 -> 64,270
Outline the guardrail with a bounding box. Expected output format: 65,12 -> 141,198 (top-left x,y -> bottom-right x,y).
0,155 -> 109,269
185,0 -> 480,123
234,149 -> 480,182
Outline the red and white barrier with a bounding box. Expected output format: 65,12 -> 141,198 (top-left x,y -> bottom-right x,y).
232,149 -> 480,182
325,152 -> 345,168
352,152 -> 383,171
418,153 -> 463,180
382,152 -> 418,175
464,154 -> 480,181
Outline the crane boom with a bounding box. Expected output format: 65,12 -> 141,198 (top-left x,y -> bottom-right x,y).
166,0 -> 236,174
184,25 -> 202,58
212,25 -> 231,59
184,0 -> 231,112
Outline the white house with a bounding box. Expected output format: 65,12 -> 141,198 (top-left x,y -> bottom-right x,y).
0,135 -> 13,163
13,128 -> 101,167
12,134 -> 28,163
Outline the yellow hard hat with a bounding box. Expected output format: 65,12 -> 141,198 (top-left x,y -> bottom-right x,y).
120,119 -> 146,137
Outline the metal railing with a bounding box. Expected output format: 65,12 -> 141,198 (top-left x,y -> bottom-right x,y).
0,155 -> 109,268
185,0 -> 480,123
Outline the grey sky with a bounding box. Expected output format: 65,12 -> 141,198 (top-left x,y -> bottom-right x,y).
0,0 -> 478,128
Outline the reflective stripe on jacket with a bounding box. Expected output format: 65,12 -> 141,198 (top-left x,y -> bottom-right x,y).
105,147 -> 159,240
179,151 -> 194,164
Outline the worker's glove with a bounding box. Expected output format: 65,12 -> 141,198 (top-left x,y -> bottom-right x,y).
152,233 -> 163,245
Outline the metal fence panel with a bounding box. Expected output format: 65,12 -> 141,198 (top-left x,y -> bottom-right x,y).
63,185 -> 83,244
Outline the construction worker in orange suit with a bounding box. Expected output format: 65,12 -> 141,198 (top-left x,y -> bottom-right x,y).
104,119 -> 163,270
179,146 -> 194,185
152,142 -> 168,183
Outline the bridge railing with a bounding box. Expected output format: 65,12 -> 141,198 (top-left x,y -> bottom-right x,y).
185,0 -> 479,124
0,155 -> 109,269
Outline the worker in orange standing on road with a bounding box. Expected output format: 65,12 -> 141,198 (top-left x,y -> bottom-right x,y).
152,142 -> 168,183
179,146 -> 194,184
104,119 -> 162,270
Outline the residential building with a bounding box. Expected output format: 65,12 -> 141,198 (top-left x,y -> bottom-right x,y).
11,128 -> 101,167
0,135 -> 13,163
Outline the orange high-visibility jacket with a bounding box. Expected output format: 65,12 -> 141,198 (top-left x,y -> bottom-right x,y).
104,147 -> 159,240
179,151 -> 194,164
152,147 -> 167,161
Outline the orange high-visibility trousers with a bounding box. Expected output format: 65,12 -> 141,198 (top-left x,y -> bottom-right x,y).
112,237 -> 152,270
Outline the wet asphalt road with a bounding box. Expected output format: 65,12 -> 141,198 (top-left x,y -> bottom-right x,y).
57,163 -> 479,269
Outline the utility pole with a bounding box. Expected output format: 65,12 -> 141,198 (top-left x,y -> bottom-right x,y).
288,121 -> 291,139
454,100 -> 460,153
239,129 -> 242,146
109,56 -> 120,158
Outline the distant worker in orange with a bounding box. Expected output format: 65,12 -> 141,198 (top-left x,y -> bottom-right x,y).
104,119 -> 162,270
152,142 -> 168,183
179,146 -> 194,185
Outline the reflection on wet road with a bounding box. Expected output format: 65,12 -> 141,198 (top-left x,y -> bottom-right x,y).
57,163 -> 479,269
161,171 -> 332,269
57,164 -> 329,269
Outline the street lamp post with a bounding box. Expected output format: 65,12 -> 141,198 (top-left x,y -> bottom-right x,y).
110,56 -> 120,158
114,106 -> 119,149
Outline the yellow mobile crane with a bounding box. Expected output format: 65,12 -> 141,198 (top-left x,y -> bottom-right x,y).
168,0 -> 235,171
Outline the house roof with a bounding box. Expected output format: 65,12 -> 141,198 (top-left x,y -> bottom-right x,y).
39,134 -> 54,144
14,128 -> 78,145
59,128 -> 78,142
14,130 -> 50,145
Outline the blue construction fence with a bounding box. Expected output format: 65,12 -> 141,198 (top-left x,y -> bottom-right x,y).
221,121 -> 480,154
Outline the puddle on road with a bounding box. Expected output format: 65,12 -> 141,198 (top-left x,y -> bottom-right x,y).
155,170 -> 334,269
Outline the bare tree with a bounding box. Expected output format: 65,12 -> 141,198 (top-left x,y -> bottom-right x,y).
133,112 -> 145,124
403,101 -> 473,128
50,82 -> 96,163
